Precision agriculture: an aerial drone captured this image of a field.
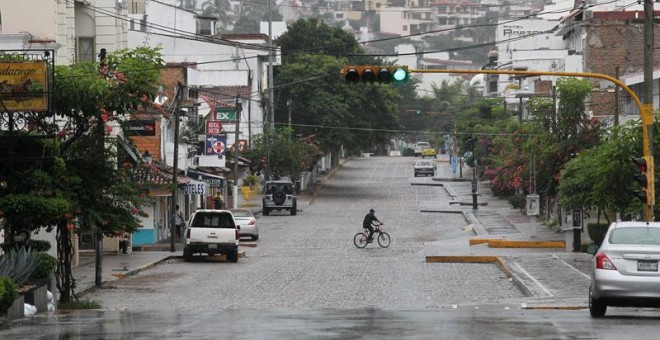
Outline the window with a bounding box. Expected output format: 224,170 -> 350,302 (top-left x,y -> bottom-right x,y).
192,212 -> 236,229
403,25 -> 408,31
77,37 -> 95,63
610,227 -> 660,245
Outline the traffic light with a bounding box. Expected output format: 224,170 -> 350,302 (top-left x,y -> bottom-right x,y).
341,66 -> 409,84
632,156 -> 652,204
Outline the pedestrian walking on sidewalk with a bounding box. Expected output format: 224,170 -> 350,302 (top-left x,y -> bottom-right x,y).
175,205 -> 185,241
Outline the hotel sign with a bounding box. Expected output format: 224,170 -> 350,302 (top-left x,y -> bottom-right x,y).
0,61 -> 49,112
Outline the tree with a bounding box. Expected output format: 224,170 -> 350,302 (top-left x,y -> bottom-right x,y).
559,121 -> 659,222
242,127 -> 322,181
275,18 -> 362,61
274,53 -> 402,155
0,47 -> 164,302
273,18 -> 407,157
201,0 -> 232,32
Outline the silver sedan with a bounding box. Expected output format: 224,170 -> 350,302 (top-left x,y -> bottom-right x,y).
588,221 -> 660,317
230,208 -> 259,241
414,160 -> 436,177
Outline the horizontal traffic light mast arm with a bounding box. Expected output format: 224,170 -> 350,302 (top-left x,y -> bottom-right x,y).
409,68 -> 648,128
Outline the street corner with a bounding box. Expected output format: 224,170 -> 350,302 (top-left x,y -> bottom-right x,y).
426,255 -> 516,285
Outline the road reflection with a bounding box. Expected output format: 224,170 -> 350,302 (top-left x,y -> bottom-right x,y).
2,308 -> 660,339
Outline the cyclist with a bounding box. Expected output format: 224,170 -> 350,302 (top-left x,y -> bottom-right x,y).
362,208 -> 382,243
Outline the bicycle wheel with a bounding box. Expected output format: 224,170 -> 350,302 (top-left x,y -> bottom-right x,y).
353,233 -> 368,248
377,232 -> 391,248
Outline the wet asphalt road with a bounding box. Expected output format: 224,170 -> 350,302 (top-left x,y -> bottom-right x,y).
2,156 -> 660,338
3,308 -> 660,339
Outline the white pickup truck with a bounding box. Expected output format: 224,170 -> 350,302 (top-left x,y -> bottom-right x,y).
183,209 -> 240,262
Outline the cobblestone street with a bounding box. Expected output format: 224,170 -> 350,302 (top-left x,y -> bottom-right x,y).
85,156 -> 526,310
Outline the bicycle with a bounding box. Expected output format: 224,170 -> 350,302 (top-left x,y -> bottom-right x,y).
353,223 -> 391,248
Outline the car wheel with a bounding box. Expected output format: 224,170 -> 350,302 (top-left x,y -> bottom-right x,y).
589,286 -> 607,318
227,250 -> 239,263
252,235 -> 259,241
291,200 -> 297,215
263,207 -> 269,216
183,247 -> 193,262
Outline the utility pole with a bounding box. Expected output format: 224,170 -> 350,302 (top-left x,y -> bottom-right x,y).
267,0 -> 275,180
170,83 -> 183,252
234,95 -> 242,209
95,48 -> 107,287
643,0 -> 655,221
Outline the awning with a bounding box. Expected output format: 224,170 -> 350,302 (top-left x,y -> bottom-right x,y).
186,169 -> 226,188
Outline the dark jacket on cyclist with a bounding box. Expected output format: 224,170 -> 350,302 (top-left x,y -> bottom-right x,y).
363,209 -> 380,240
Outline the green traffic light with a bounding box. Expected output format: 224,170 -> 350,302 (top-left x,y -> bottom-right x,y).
392,67 -> 408,82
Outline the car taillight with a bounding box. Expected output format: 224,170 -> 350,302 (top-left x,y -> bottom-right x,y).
186,228 -> 191,238
595,253 -> 617,270
235,229 -> 240,240
248,219 -> 256,225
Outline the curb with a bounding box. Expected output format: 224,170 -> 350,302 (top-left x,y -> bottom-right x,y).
486,239 -> 566,248
307,158 -> 350,205
77,255 -> 174,297
425,255 -> 534,297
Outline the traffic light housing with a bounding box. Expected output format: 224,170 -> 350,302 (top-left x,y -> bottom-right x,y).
341,66 -> 409,84
632,156 -> 653,205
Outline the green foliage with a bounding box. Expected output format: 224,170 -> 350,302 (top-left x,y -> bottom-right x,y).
275,18 -> 362,60
507,194 -> 527,210
242,175 -> 260,187
0,247 -> 41,286
58,298 -> 102,310
0,276 -> 18,315
243,127 -> 322,180
31,253 -> 57,281
587,223 -> 610,247
558,121 -> 646,218
1,239 -> 51,253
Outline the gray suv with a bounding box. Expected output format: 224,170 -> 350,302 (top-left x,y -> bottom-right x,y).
262,179 -> 297,216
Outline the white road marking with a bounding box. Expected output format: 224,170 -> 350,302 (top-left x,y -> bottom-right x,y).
512,261 -> 554,297
551,254 -> 591,280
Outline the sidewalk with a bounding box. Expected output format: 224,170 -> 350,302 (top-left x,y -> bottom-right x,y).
73,192 -> 247,295
426,155 -> 593,309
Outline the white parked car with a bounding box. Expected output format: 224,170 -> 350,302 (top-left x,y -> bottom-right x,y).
183,209 -> 240,262
588,221 -> 660,317
230,208 -> 258,241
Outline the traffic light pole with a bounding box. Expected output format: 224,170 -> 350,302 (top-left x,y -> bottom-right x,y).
409,68 -> 654,222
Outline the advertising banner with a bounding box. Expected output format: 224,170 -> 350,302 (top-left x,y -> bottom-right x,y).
216,108 -> 236,122
0,61 -> 48,111
123,120 -> 156,136
205,135 -> 226,156
207,121 -> 222,134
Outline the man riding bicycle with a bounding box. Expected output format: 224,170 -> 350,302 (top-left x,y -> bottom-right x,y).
362,208 -> 382,243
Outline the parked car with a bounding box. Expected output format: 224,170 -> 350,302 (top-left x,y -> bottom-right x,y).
414,160 -> 436,177
183,209 -> 240,262
230,208 -> 258,241
588,221 -> 660,317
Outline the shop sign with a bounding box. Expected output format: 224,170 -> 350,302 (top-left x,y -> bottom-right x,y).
0,61 -> 48,111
